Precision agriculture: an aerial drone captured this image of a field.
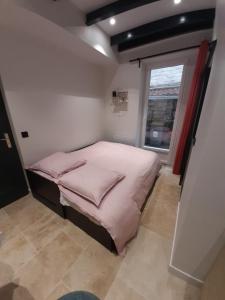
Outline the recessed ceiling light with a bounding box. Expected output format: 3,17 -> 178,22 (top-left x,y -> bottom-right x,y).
174,0 -> 182,4
180,16 -> 186,23
127,32 -> 133,39
109,17 -> 116,25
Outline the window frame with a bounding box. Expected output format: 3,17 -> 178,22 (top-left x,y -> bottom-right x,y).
141,58 -> 188,162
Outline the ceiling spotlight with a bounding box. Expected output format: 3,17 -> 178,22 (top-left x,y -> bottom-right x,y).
127,32 -> 133,39
180,16 -> 186,23
174,0 -> 182,4
109,18 -> 116,25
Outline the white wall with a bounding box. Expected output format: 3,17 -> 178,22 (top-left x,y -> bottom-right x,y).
67,25 -> 117,62
104,50 -> 197,164
0,27 -> 104,166
171,0 -> 225,282
104,64 -> 142,145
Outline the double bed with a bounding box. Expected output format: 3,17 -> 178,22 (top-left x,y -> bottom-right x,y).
27,141 -> 160,254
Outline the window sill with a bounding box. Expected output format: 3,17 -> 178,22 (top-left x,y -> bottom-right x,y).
143,146 -> 170,154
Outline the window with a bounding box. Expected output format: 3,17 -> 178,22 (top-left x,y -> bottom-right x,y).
144,65 -> 184,151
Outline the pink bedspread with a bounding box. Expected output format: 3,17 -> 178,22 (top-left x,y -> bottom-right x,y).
59,142 -> 160,254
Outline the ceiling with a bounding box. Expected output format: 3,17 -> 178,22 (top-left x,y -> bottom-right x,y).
72,0 -> 216,36
5,0 -> 216,61
0,3 -> 116,66
71,0 -> 115,14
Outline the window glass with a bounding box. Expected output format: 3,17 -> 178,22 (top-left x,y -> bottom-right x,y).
145,65 -> 184,150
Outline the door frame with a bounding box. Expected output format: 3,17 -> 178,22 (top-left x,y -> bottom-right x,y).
0,76 -> 29,207
140,55 -> 191,165
0,77 -> 25,167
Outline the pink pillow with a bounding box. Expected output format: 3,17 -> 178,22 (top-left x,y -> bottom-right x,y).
30,152 -> 86,178
59,163 -> 125,207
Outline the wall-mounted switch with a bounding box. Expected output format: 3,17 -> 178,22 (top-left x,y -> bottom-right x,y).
112,91 -> 117,98
21,131 -> 29,138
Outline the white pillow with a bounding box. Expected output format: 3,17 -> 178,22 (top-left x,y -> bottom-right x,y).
59,163 -> 125,207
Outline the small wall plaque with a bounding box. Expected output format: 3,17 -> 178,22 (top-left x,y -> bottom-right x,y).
112,90 -> 128,113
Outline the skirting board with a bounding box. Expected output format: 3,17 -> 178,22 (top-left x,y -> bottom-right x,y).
168,264 -> 204,287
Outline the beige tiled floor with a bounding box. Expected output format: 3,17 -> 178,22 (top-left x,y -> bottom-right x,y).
201,245 -> 225,300
0,168 -> 201,300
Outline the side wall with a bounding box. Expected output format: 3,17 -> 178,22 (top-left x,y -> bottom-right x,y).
0,27 -> 104,165
104,64 -> 141,145
170,0 -> 225,282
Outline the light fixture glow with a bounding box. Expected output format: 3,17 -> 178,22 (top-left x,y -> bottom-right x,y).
180,16 -> 186,23
127,32 -> 133,39
174,0 -> 182,4
94,44 -> 107,56
109,17 -> 116,25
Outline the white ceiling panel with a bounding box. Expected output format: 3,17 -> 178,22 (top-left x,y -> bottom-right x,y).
79,0 -> 216,36
118,29 -> 213,62
70,0 -> 114,13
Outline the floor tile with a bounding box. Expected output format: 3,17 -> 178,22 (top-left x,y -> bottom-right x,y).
63,239 -> 122,299
23,214 -> 63,251
159,167 -> 180,185
0,169 -> 203,300
161,274 -> 201,300
142,174 -> 180,239
0,282 -> 33,300
0,261 -> 15,287
116,226 -> 200,300
15,254 -> 51,300
62,220 -> 92,249
13,284 -> 35,300
4,195 -> 34,217
16,232 -> 82,300
38,232 -> 82,278
125,226 -> 171,265
0,233 -> 36,273
45,282 -> 70,300
105,277 -> 146,300
0,209 -> 20,245
118,228 -> 171,300
5,197 -> 51,231
201,246 -> 225,300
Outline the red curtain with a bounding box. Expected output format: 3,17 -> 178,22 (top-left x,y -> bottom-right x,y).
173,40 -> 209,175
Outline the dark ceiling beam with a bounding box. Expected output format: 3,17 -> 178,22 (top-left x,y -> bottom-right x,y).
110,9 -> 215,52
86,0 -> 160,26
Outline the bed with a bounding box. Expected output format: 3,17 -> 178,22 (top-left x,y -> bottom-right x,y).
27,141 -> 160,254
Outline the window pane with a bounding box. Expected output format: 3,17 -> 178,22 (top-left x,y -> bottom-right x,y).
145,65 -> 184,150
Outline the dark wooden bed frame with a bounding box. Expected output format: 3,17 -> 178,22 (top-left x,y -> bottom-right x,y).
26,169 -> 157,254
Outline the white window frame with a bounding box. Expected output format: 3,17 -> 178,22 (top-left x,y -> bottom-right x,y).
141,57 -> 188,163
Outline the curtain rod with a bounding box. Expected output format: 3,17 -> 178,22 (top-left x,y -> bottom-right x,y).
129,41 -> 217,68
129,45 -> 200,67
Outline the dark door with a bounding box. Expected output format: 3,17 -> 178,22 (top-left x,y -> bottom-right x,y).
0,82 -> 28,208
